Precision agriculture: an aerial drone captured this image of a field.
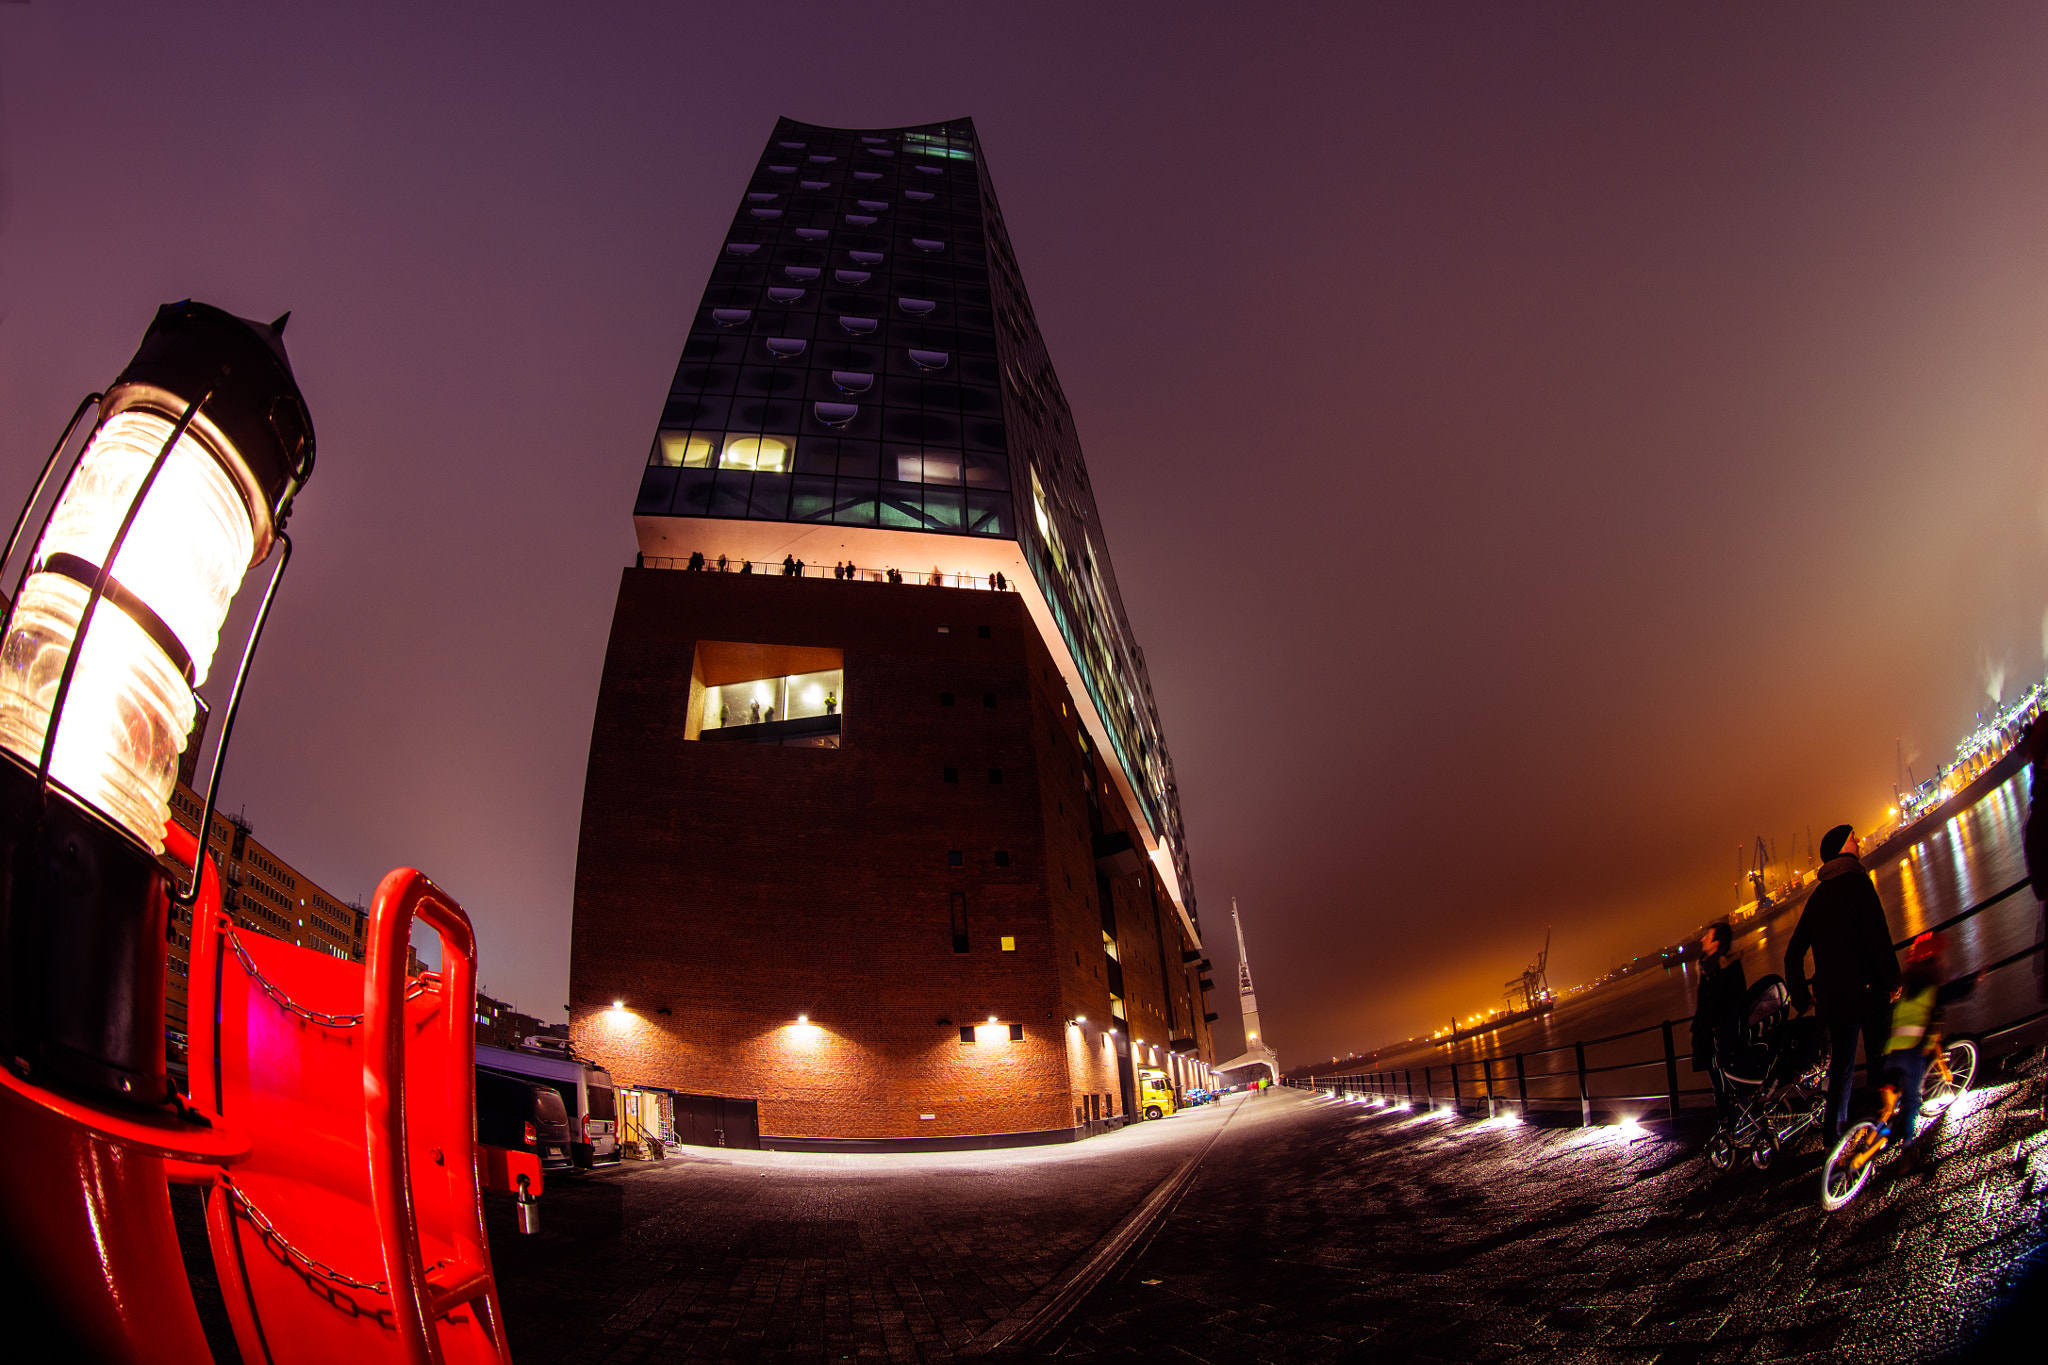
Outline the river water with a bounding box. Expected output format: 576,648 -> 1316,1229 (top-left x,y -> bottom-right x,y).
1346,768 -> 2047,1105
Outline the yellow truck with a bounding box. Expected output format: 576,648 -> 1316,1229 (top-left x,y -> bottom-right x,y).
1138,1069 -> 1177,1120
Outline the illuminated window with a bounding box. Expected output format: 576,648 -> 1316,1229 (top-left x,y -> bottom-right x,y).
1001,937 -> 1016,953
691,643 -> 844,745
656,433 -> 715,468
904,132 -> 973,161
719,434 -> 792,472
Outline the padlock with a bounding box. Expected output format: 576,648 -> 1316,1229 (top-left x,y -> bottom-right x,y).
515,1173 -> 540,1235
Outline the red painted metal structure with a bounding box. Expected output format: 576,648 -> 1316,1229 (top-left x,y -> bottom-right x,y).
0,819 -> 529,1363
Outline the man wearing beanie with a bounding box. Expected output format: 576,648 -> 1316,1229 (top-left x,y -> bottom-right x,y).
1786,824 -> 1900,1145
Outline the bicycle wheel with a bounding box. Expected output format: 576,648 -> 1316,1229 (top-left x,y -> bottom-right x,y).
1921,1039 -> 1978,1117
1821,1122 -> 1881,1212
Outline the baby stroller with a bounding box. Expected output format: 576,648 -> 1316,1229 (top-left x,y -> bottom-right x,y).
1703,974 -> 1830,1171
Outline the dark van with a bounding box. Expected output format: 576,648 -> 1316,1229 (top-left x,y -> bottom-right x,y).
476,1067 -> 573,1171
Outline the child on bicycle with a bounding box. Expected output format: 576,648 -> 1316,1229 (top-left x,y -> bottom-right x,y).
1875,932 -> 1980,1156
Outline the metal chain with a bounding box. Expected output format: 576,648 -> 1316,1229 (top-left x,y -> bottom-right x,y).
223,928 -> 442,1026
221,1175 -> 390,1293
223,924 -> 364,1028
219,1176 -> 450,1296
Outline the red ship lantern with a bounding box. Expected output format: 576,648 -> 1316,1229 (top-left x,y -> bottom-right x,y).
0,304 -> 529,1364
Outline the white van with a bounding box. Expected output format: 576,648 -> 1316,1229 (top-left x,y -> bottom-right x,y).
476,1040 -> 619,1167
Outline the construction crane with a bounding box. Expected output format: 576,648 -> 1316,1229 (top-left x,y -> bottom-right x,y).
1503,928 -> 1552,1013
1749,835 -> 1772,906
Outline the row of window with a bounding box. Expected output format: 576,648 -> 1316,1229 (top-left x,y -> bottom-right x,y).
637,468 -> 1012,536
650,433 -> 1009,487
726,240 -> 949,260
655,401 -> 1006,448
746,189 -> 945,206
947,850 -> 1013,866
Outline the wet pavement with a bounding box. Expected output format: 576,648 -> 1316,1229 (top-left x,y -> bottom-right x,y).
488,1062 -> 2048,1362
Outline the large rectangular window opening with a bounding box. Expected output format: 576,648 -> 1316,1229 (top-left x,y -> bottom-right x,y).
689,641 -> 844,747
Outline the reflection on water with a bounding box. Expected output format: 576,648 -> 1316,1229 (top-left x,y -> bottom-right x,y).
1365,768 -> 2042,1082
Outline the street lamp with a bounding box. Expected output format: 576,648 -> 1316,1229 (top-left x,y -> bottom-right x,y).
0,301 -> 312,1107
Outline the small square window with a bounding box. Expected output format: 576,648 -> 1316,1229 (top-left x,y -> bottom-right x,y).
1000,936 -> 1016,952
944,766 -> 959,783
941,692 -> 955,706
982,693 -> 996,708
1008,1023 -> 1023,1041
987,768 -> 1003,784
994,850 -> 1010,867
959,1026 -> 975,1044
977,625 -> 991,638
948,850 -> 963,866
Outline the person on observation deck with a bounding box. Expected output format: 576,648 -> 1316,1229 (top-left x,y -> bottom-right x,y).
1786,823 -> 1900,1146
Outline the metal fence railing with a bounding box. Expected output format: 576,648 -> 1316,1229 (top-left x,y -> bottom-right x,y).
1295,877 -> 2046,1125
637,552 -> 1019,592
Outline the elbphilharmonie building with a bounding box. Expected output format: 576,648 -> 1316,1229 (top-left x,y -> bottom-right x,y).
569,118 -> 1213,1149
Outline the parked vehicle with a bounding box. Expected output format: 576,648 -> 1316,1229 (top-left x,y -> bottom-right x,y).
1183,1087 -> 1216,1107
476,1040 -> 619,1167
475,1067 -> 573,1171
1138,1069 -> 1177,1120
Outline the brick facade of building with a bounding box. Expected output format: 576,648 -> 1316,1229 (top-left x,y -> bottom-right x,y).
568,568 -> 1210,1144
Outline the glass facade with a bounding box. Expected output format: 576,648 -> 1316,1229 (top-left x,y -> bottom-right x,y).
635,117 -> 1193,914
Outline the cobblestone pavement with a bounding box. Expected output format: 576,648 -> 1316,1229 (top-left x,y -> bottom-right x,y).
1057,1059 -> 2048,1363
489,1053 -> 2048,1363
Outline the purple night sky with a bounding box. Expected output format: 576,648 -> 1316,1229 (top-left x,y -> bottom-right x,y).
3,5 -> 2046,1064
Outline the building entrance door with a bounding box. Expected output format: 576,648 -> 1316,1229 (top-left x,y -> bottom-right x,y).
1115,1040 -> 1137,1123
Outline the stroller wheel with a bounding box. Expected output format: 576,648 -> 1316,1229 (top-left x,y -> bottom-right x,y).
1751,1137 -> 1776,1171
1706,1133 -> 1734,1170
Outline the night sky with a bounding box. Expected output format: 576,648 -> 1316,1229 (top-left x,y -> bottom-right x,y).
3,6 -> 2046,1065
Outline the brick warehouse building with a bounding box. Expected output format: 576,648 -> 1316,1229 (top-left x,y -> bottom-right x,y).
569,117 -> 1215,1149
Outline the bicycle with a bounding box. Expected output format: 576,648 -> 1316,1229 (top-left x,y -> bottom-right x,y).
1819,1034 -> 1977,1212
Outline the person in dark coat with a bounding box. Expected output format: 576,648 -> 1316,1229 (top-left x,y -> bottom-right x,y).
1690,920 -> 1747,1121
2026,718 -> 2048,1003
1786,823 -> 1900,1145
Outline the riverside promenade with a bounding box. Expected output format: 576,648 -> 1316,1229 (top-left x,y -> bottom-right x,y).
486,1074 -> 2048,1362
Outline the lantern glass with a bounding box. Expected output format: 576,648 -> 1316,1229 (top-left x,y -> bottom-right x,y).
0,411 -> 255,850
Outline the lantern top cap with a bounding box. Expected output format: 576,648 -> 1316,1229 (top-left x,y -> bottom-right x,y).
102,301 -> 316,560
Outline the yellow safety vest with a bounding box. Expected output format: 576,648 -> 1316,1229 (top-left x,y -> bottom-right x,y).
1886,986 -> 1937,1055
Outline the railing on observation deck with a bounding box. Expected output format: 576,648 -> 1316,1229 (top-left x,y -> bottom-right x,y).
1292,877 -> 2047,1125
637,553 -> 1018,592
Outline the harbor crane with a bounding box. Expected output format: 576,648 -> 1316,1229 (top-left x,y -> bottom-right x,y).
1504,928 -> 1552,1013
